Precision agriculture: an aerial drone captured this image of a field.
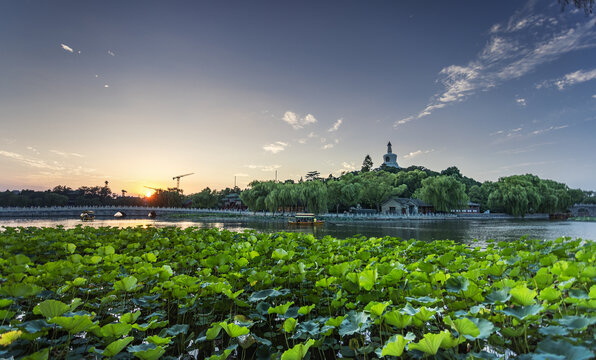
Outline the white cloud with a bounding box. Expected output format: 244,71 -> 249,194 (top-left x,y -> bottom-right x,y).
403,149 -> 434,159
104,84 -> 109,88
107,50 -> 115,56
60,43 -> 74,53
297,138 -> 307,144
262,141 -> 288,154
551,68 -> 596,89
532,124 -> 568,135
307,132 -> 316,138
246,164 -> 281,172
322,144 -> 334,150
50,150 -> 84,158
0,150 -> 64,170
328,118 -> 343,132
394,13 -> 596,127
281,111 -> 318,129
592,94 -> 596,99
516,98 -> 527,106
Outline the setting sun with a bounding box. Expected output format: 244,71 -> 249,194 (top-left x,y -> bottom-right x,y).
146,191 -> 153,197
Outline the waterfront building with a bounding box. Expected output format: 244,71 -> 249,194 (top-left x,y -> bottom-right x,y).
381,197 -> 434,215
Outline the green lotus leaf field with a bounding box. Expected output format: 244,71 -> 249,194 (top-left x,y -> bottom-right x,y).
0,226 -> 594,359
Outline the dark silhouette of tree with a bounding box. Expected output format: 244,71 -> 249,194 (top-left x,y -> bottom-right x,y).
305,171 -> 321,181
559,0 -> 594,14
361,155 -> 373,172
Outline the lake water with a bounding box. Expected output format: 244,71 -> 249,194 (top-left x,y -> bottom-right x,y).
1,217 -> 595,245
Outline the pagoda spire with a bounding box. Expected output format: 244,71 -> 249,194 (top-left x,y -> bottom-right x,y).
387,141 -> 393,154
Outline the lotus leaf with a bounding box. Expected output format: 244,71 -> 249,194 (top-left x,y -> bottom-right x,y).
219,322 -> 249,338
103,336 -> 134,357
50,315 -> 95,334
283,318 -> 297,333
445,275 -> 470,293
248,289 -> 283,302
484,288 -> 512,304
510,286 -> 537,306
133,346 -> 165,360
297,304 -> 315,315
408,331 -> 447,355
100,323 -> 132,338
535,339 -> 594,360
0,330 -> 22,346
556,315 -> 596,330
358,269 -> 378,291
384,310 -> 412,328
35,300 -> 69,319
501,304 -> 543,320
538,286 -> 562,302
538,325 -> 569,336
281,339 -> 315,360
21,347 -> 49,360
268,301 -> 294,315
339,311 -> 370,336
207,349 -> 232,360
113,276 -> 139,292
379,334 -> 410,357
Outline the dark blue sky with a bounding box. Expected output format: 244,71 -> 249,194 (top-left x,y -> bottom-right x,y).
1,1 -> 595,193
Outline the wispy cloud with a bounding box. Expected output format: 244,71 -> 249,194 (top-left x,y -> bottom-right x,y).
593,94 -> 596,99
26,146 -> 40,154
246,164 -> 281,172
496,142 -> 555,155
327,118 -> 343,132
60,43 -> 74,53
282,111 -> 317,129
539,68 -> 596,90
107,50 -> 115,56
262,141 -> 288,154
50,150 -> 84,158
516,97 -> 527,106
0,150 -> 64,170
403,149 -> 435,159
531,124 -> 568,135
322,144 -> 334,150
395,10 -> 596,127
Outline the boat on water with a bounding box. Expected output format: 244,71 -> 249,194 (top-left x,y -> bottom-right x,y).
80,211 -> 95,221
289,213 -> 324,225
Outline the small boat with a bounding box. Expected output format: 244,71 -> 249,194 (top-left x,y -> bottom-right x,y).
114,211 -> 126,218
80,211 -> 95,221
289,213 -> 324,225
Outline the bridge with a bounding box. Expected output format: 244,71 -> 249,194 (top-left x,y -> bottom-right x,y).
570,204 -> 596,217
0,206 -> 249,218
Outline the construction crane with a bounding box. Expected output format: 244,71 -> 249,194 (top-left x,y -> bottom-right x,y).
172,173 -> 194,194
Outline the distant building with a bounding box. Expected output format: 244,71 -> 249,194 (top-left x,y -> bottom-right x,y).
381,197 -> 434,215
452,202 -> 481,213
382,142 -> 400,169
221,193 -> 246,210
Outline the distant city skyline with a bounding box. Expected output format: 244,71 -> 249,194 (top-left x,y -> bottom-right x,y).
1,1 -> 595,195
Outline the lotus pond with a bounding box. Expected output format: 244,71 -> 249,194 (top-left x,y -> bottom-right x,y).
0,226 -> 594,360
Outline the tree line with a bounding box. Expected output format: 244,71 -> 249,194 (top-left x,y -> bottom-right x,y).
239,166 -> 594,217
1,167 -> 594,217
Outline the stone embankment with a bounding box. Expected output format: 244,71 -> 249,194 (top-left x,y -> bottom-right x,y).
0,206 -> 550,220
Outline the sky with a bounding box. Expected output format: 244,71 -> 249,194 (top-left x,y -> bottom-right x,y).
1,1 -> 595,196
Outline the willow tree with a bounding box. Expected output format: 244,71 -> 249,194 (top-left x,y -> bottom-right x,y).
415,175 -> 469,212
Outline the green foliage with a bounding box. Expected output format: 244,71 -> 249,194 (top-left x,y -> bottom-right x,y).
0,226 -> 593,359
415,175 -> 469,212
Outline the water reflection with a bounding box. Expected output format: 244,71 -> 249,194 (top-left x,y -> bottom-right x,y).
1,217 -> 595,244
